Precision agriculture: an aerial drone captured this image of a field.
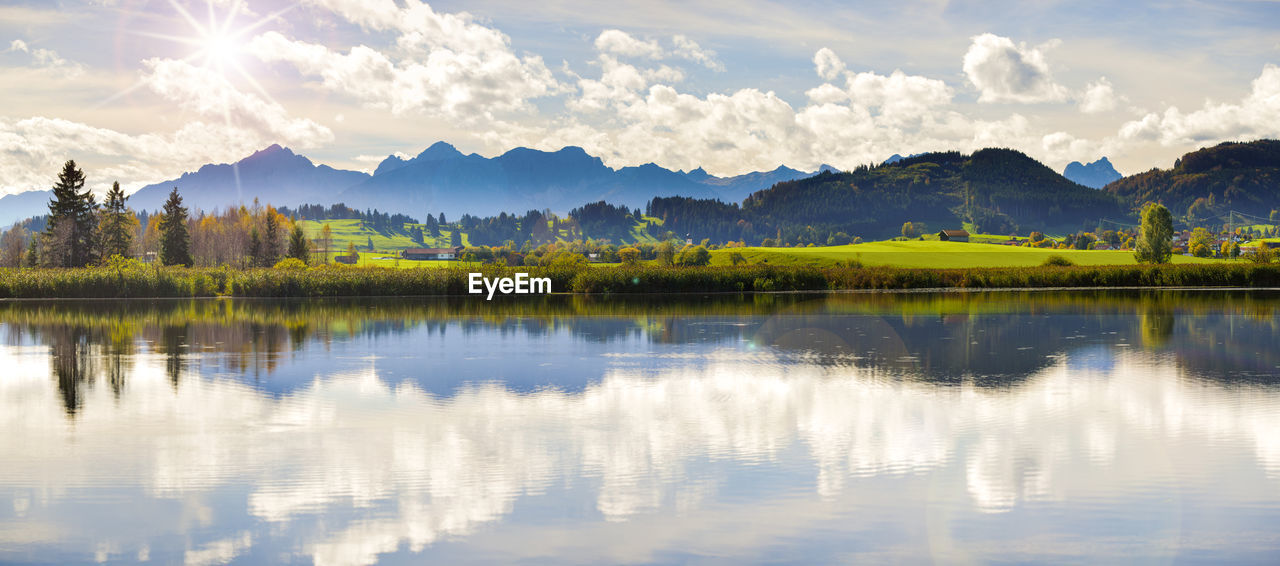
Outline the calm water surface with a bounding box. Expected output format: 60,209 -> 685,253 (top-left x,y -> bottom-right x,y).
2,291 -> 1279,564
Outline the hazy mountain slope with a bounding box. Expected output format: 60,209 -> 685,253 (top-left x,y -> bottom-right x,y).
128,145 -> 370,213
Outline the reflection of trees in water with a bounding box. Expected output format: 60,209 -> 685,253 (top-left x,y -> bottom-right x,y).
4,291 -> 1278,410
1140,310 -> 1174,349
1171,312 -> 1280,382
157,324 -> 187,389
45,324 -> 135,416
50,325 -> 93,416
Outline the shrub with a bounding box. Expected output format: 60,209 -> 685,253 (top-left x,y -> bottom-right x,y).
1042,255 -> 1074,267
273,258 -> 308,270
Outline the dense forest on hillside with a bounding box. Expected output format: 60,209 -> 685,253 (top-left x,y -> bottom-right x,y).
1105,140 -> 1280,222
736,148 -> 1128,238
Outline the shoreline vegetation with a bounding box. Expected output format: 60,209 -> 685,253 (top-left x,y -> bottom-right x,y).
3,262 -> 1280,299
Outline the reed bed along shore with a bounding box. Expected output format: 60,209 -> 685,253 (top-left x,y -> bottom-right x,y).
1,263 -> 1279,299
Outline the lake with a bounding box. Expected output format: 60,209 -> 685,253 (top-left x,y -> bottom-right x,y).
1,291 -> 1279,565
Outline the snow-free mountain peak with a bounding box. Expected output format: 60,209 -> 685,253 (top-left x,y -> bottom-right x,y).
1062,157 -> 1122,189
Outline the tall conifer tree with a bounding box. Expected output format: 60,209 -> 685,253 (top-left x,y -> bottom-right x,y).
43,160 -> 98,267
99,181 -> 134,259
159,188 -> 192,266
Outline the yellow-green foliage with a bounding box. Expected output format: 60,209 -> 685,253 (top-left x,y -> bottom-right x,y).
2,261 -> 1278,299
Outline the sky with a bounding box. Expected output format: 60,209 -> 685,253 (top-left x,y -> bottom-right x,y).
1,0 -> 1279,196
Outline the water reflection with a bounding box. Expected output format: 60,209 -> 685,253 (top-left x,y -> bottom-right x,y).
1,291 -> 1279,564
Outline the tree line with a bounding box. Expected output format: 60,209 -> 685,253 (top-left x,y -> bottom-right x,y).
1,161 -> 311,268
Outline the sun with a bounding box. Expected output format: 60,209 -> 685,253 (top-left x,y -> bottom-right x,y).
121,0 -> 300,90
201,30 -> 240,68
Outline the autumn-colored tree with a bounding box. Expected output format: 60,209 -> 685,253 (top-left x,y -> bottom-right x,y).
1188,227 -> 1214,258
618,247 -> 640,265
318,224 -> 333,264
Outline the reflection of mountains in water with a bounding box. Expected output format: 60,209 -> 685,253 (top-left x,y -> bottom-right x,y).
4,291 -> 1278,414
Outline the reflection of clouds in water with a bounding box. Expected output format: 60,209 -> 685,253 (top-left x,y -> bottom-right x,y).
2,348 -> 1280,564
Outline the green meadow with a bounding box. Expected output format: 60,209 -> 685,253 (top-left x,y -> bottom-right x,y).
295,219 -> 1243,270
296,219 -> 470,252
707,240 -> 1226,268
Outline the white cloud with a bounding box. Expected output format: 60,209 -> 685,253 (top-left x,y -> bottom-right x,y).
0,56 -> 334,195
671,34 -> 723,71
1079,78 -> 1120,114
593,29 -> 724,71
1041,131 -> 1103,165
248,1 -> 562,121
595,29 -> 664,59
813,47 -> 845,81
143,58 -> 332,146
845,69 -> 953,122
7,38 -> 84,78
535,54 -> 1026,176
962,33 -> 1069,104
1114,64 -> 1280,146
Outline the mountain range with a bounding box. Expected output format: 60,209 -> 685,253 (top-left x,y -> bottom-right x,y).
4,140 -> 1280,234
1062,157 -> 1122,189
0,144 -> 836,226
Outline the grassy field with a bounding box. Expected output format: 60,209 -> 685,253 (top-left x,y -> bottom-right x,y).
297,219 -> 470,253
708,240 -> 1227,268
294,219 -> 1242,270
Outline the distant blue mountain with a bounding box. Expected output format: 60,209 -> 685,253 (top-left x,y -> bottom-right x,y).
0,189 -> 52,228
689,164 -> 834,201
0,143 -> 832,224
1062,157 -> 1122,189
884,153 -> 924,165
339,143 -> 829,217
127,145 -> 371,213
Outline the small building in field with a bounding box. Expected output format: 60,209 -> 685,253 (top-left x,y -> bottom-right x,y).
334,254 -> 358,265
938,229 -> 970,242
401,246 -> 464,261
1093,243 -> 1114,251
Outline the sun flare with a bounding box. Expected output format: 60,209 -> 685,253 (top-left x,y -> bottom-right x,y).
201,31 -> 239,68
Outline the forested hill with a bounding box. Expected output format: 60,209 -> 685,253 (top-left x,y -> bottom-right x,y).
1104,140 -> 1280,220
736,148 -> 1127,237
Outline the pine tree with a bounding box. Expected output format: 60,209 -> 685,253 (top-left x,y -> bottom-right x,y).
247,228 -> 263,267
262,208 -> 281,267
450,229 -> 462,248
23,238 -> 38,268
158,188 -> 192,266
98,181 -> 134,260
43,160 -> 98,267
287,223 -> 309,264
